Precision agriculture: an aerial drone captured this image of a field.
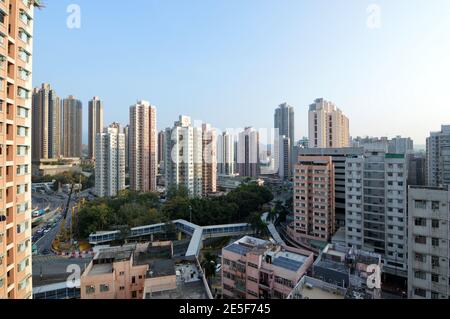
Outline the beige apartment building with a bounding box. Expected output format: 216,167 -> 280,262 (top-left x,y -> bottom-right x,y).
81,242 -> 211,299
62,95 -> 82,158
308,98 -> 349,148
88,96 -> 104,161
288,156 -> 335,246
202,123 -> 217,195
129,101 -> 157,192
31,83 -> 60,162
0,0 -> 35,299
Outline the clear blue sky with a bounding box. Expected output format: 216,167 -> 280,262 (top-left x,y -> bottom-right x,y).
32,0 -> 450,145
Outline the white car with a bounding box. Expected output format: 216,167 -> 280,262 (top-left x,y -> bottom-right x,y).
215,264 -> 222,273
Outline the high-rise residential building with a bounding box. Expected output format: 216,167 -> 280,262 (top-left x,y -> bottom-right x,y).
237,127 -> 260,178
407,185 -> 450,299
157,130 -> 166,174
95,123 -> 126,197
0,0 -> 35,299
217,131 -> 235,176
276,136 -> 291,180
88,96 -> 104,161
426,125 -> 450,187
165,116 -> 203,197
288,156 -> 335,246
309,98 -> 349,148
129,101 -> 157,192
222,236 -> 314,299
62,95 -> 83,158
345,149 -> 408,277
31,83 -> 61,161
123,125 -> 129,171
202,123 -> 217,195
408,152 -> 426,186
298,148 -> 364,229
388,136 -> 414,154
275,103 -> 295,177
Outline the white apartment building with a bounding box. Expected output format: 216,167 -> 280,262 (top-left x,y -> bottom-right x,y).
408,186 -> 450,299
95,124 -> 126,197
426,125 -> 450,187
345,149 -> 408,277
308,98 -> 349,149
237,127 -> 260,178
165,116 -> 203,197
217,131 -> 235,176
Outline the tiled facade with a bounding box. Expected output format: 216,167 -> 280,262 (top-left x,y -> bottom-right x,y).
0,0 -> 35,299
289,156 -> 335,245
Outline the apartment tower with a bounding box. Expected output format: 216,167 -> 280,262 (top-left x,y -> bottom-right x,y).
274,103 -> 295,177
345,149 -> 408,277
217,131 -> 235,176
123,125 -> 129,171
237,127 -> 260,178
164,116 -> 203,197
288,156 -> 335,245
157,130 -> 166,174
62,95 -> 82,158
95,123 -> 126,197
202,123 -> 217,195
88,96 -> 104,161
0,0 -> 35,299
407,186 -> 450,299
31,83 -> 61,161
308,98 -> 349,148
129,101 -> 157,192
426,125 -> 450,187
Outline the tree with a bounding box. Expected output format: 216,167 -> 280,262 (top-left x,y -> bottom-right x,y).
248,212 -> 268,236
201,252 -> 217,285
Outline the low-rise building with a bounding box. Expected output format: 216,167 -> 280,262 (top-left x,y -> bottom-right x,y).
287,276 -> 347,299
221,236 -> 314,299
81,242 -> 212,299
311,243 -> 382,299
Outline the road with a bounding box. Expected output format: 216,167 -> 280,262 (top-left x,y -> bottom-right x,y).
33,188 -> 94,256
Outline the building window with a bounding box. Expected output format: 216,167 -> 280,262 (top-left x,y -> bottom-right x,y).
431,256 -> 440,268
414,218 -> 426,227
414,236 -> 426,245
414,200 -> 427,209
431,238 -> 440,247
132,291 -> 137,298
248,262 -> 258,269
414,288 -> 426,298
85,285 -> 95,294
100,284 -> 109,292
431,274 -> 439,283
414,271 -> 426,280
415,253 -> 426,263
431,201 -> 440,211
431,220 -> 440,229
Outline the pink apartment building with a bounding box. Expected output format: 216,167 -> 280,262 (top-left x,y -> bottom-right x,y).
288,156 -> 335,247
221,236 -> 314,299
81,242 -> 212,299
